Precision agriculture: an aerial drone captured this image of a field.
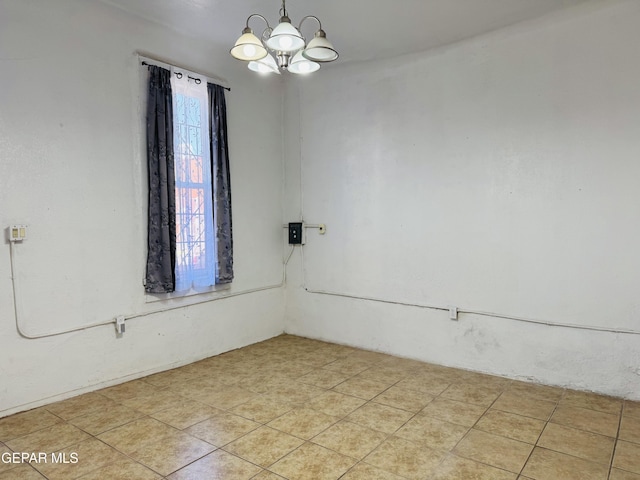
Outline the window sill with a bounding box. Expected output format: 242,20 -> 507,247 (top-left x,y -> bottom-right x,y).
145,283 -> 231,304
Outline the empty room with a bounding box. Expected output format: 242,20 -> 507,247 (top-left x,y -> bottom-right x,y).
1,0 -> 639,478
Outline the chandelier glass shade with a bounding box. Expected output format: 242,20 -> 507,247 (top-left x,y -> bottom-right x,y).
303,30 -> 338,62
266,20 -> 305,53
248,53 -> 281,74
230,28 -> 268,61
288,50 -> 320,74
230,0 -> 338,75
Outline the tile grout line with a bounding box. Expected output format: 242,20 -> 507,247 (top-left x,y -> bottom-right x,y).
264,354 -> 389,479
607,401 -> 624,480
517,394 -> 561,478
220,353 -> 392,479
315,361 -> 428,479
439,385 -> 527,478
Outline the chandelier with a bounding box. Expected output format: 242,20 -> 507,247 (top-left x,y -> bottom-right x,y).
230,0 -> 339,75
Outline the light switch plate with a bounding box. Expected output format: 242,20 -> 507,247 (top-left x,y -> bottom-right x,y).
9,225 -> 27,242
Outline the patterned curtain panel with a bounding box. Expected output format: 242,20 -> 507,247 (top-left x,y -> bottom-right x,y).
145,66 -> 176,293
208,83 -> 234,284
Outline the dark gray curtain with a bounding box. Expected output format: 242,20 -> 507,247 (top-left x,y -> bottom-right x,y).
208,83 -> 234,284
145,66 -> 176,293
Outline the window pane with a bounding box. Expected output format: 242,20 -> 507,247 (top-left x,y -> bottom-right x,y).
171,75 -> 215,291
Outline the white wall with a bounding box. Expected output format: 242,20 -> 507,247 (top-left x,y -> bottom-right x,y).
0,0 -> 285,416
284,0 -> 640,399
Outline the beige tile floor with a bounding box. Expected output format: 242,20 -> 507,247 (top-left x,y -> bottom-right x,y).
1,334 -> 639,479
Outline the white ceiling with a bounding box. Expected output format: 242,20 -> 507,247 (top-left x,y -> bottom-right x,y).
102,0 -> 592,64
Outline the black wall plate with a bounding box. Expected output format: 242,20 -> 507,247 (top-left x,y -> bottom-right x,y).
288,222 -> 303,244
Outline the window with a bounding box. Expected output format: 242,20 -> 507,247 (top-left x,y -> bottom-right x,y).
144,62 -> 233,295
171,75 -> 216,291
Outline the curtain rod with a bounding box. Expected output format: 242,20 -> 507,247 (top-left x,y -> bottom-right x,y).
141,61 -> 231,92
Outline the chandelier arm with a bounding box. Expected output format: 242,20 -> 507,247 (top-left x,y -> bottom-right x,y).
298,15 -> 322,32
261,27 -> 274,45
280,0 -> 287,17
245,13 -> 271,31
